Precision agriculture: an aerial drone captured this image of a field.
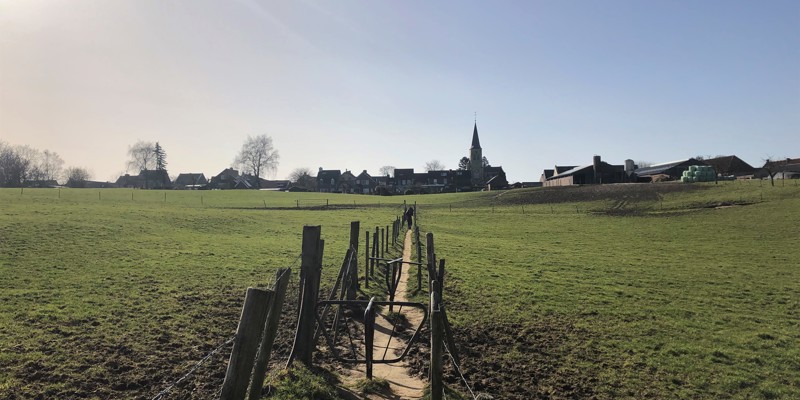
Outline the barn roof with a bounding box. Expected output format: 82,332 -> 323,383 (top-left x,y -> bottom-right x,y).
635,158 -> 705,176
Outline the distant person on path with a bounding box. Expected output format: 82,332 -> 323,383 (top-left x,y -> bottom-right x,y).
405,207 -> 414,229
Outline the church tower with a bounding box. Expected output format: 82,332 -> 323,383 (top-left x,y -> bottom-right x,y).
469,122 -> 483,187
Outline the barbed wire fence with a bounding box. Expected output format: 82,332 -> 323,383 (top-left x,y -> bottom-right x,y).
149,255 -> 301,400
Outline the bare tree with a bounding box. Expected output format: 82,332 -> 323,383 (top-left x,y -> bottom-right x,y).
64,166 -> 92,188
234,134 -> 279,188
635,160 -> 653,168
0,142 -> 38,187
37,150 -> 64,182
379,165 -> 395,177
761,157 -> 785,187
289,167 -> 316,190
424,160 -> 445,172
127,141 -> 156,173
482,156 -> 490,168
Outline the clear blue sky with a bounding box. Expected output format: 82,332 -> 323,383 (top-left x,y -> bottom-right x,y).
1,0 -> 798,183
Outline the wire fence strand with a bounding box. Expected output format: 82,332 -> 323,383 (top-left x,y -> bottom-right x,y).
443,339 -> 479,400
151,254 -> 301,400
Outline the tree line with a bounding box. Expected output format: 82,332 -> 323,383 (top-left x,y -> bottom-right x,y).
0,140 -> 90,188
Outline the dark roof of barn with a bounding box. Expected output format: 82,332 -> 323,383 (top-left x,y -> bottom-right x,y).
555,166 -> 577,174
175,173 -> 207,185
634,158 -> 705,176
548,165 -> 592,180
703,156 -> 755,175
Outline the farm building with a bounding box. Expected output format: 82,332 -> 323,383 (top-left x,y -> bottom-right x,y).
116,170 -> 171,189
755,157 -> 800,179
634,158 -> 706,181
702,156 -> 755,178
543,156 -> 631,187
174,173 -> 208,189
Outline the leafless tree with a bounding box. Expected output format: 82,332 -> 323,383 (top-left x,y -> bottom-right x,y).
761,156 -> 785,187
379,165 -> 395,177
126,141 -> 156,173
289,167 -> 316,190
234,134 -> 279,188
64,166 -> 92,188
424,160 -> 445,172
37,150 -> 64,182
635,161 -> 653,168
0,142 -> 38,187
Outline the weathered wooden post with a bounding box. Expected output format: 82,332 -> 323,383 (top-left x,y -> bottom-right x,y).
347,221 -> 360,300
415,226 -> 422,291
426,232 -> 436,285
380,227 -> 385,259
248,268 -> 291,400
364,230 -> 370,288
372,228 -> 379,277
430,289 -> 443,400
385,225 -> 389,253
288,225 -> 323,367
220,288 -> 273,400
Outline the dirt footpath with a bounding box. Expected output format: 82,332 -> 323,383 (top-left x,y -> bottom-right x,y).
341,230 -> 425,399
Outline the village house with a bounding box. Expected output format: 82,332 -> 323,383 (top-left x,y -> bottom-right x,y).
355,170 -> 377,194
317,168 -> 341,193
338,170 -> 357,193
174,173 -> 208,189
208,168 -> 240,189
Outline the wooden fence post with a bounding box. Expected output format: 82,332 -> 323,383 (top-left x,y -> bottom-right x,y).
364,230 -> 370,288
415,226 -> 422,292
380,227 -> 385,259
347,221 -> 360,300
220,288 -> 272,400
289,225 -> 323,367
248,268 -> 291,400
385,225 -> 389,253
372,228 -> 379,277
426,233 -> 436,286
430,289 -> 443,400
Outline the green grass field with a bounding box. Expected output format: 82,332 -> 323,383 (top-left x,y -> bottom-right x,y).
1,181 -> 798,399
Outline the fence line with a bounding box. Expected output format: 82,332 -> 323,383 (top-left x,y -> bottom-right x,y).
150,336 -> 235,400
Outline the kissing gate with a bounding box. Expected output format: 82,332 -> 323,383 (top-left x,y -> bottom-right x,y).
220,217 -> 461,400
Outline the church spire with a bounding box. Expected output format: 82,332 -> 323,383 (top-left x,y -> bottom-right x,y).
470,122 -> 481,150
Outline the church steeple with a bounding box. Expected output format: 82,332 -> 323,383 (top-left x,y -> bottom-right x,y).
469,121 -> 483,187
470,122 -> 481,150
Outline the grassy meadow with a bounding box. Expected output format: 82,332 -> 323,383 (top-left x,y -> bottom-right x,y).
1,181 -> 798,399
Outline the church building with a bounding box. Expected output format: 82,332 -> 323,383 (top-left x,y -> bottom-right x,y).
468,122 -> 508,190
